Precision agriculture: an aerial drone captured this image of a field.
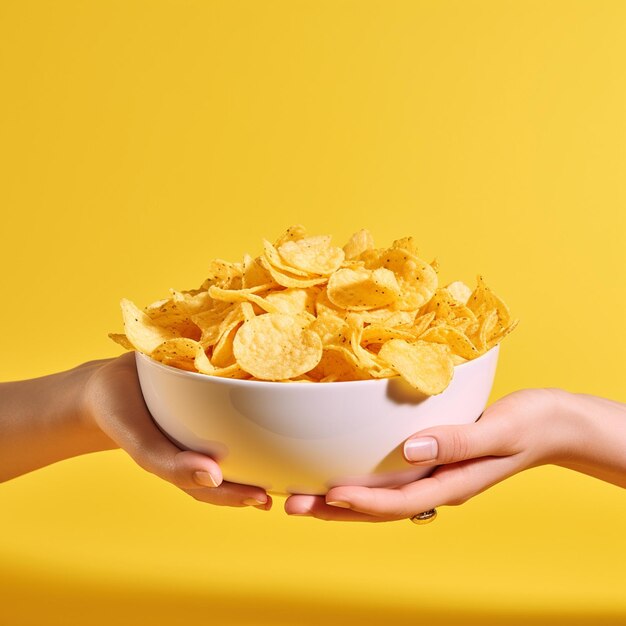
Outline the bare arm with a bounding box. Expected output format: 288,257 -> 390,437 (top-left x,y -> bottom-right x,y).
0,360 -> 115,481
0,353 -> 271,510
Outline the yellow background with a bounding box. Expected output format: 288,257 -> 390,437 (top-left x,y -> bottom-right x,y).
1,1 -> 625,624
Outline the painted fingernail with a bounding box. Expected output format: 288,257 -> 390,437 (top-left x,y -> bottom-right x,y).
243,497 -> 267,507
193,471 -> 220,488
404,437 -> 438,463
326,500 -> 351,509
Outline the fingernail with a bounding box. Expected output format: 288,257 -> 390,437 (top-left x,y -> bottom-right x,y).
243,497 -> 267,507
193,471 -> 220,488
326,500 -> 351,509
404,437 -> 438,463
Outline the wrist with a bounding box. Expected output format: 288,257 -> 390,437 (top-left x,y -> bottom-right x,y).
546,390 -> 626,487
0,361 -> 117,482
72,360 -> 118,452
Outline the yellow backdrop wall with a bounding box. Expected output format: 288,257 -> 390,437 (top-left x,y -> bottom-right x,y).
1,1 -> 624,624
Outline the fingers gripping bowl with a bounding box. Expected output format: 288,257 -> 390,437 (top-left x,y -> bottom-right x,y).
135,345 -> 499,495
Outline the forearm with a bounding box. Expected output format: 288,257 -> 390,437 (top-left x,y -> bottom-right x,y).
0,361 -> 118,482
551,391 -> 626,488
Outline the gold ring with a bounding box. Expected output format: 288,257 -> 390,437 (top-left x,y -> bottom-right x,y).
410,509 -> 437,525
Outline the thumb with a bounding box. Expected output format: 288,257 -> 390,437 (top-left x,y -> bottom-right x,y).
403,413 -> 518,466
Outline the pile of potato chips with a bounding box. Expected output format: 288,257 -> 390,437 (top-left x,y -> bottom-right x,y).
110,226 -> 517,395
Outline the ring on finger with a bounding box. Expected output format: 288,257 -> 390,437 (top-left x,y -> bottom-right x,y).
410,508 -> 438,525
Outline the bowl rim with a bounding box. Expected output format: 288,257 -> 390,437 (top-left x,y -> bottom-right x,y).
135,343 -> 500,389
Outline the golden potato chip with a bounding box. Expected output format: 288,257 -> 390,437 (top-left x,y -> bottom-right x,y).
274,224 -> 307,248
278,235 -> 345,276
152,338 -> 198,371
307,345 -> 370,382
468,276 -> 512,334
425,288 -> 477,324
412,311 -> 436,337
108,333 -> 134,351
392,236 -> 418,255
310,312 -> 350,346
200,259 -> 243,289
259,257 -> 328,289
419,325 -> 480,360
143,297 -> 202,340
242,254 -> 274,288
241,301 -> 256,323
194,343 -> 249,379
121,299 -> 179,355
361,325 -> 416,345
265,287 -> 319,316
233,313 -> 323,380
113,226 -> 516,396
378,339 -> 453,395
469,308 -> 497,353
343,229 -> 375,260
327,267 -> 400,310
446,281 -> 472,305
315,288 -> 346,318
487,318 -> 519,349
358,307 -> 410,325
367,249 -> 438,311
207,285 -> 281,314
262,239 -> 312,277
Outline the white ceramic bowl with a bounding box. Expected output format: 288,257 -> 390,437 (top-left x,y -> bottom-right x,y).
136,346 -> 499,495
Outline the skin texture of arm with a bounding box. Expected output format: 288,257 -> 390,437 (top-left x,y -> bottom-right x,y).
0,352 -> 271,510
284,388 -> 626,522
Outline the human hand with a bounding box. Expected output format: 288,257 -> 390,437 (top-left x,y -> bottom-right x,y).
83,352 -> 271,510
284,389 -> 626,521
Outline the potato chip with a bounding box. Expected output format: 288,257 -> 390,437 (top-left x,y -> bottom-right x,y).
315,288 -> 347,318
108,333 -> 134,351
241,301 -> 256,323
200,259 -> 243,289
468,275 -> 512,334
307,345 -> 370,382
259,257 -> 328,289
343,229 -> 375,260
446,281 -> 472,305
233,313 -> 323,380
378,339 -> 453,395
207,285 -> 280,314
113,226 -> 516,396
152,338 -> 198,371
327,267 -> 400,310
265,287 -> 319,316
392,236 -> 418,255
278,235 -> 345,276
419,325 -> 480,360
470,308 -> 497,353
412,311 -> 436,337
425,288 -> 477,324
274,224 -> 307,248
121,299 -> 179,355
242,254 -> 274,288
262,239 -> 312,277
366,248 -> 438,311
194,343 -> 249,379
310,312 -> 350,346
361,325 -> 416,345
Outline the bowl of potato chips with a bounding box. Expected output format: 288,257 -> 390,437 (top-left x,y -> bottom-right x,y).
112,226 -> 517,494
